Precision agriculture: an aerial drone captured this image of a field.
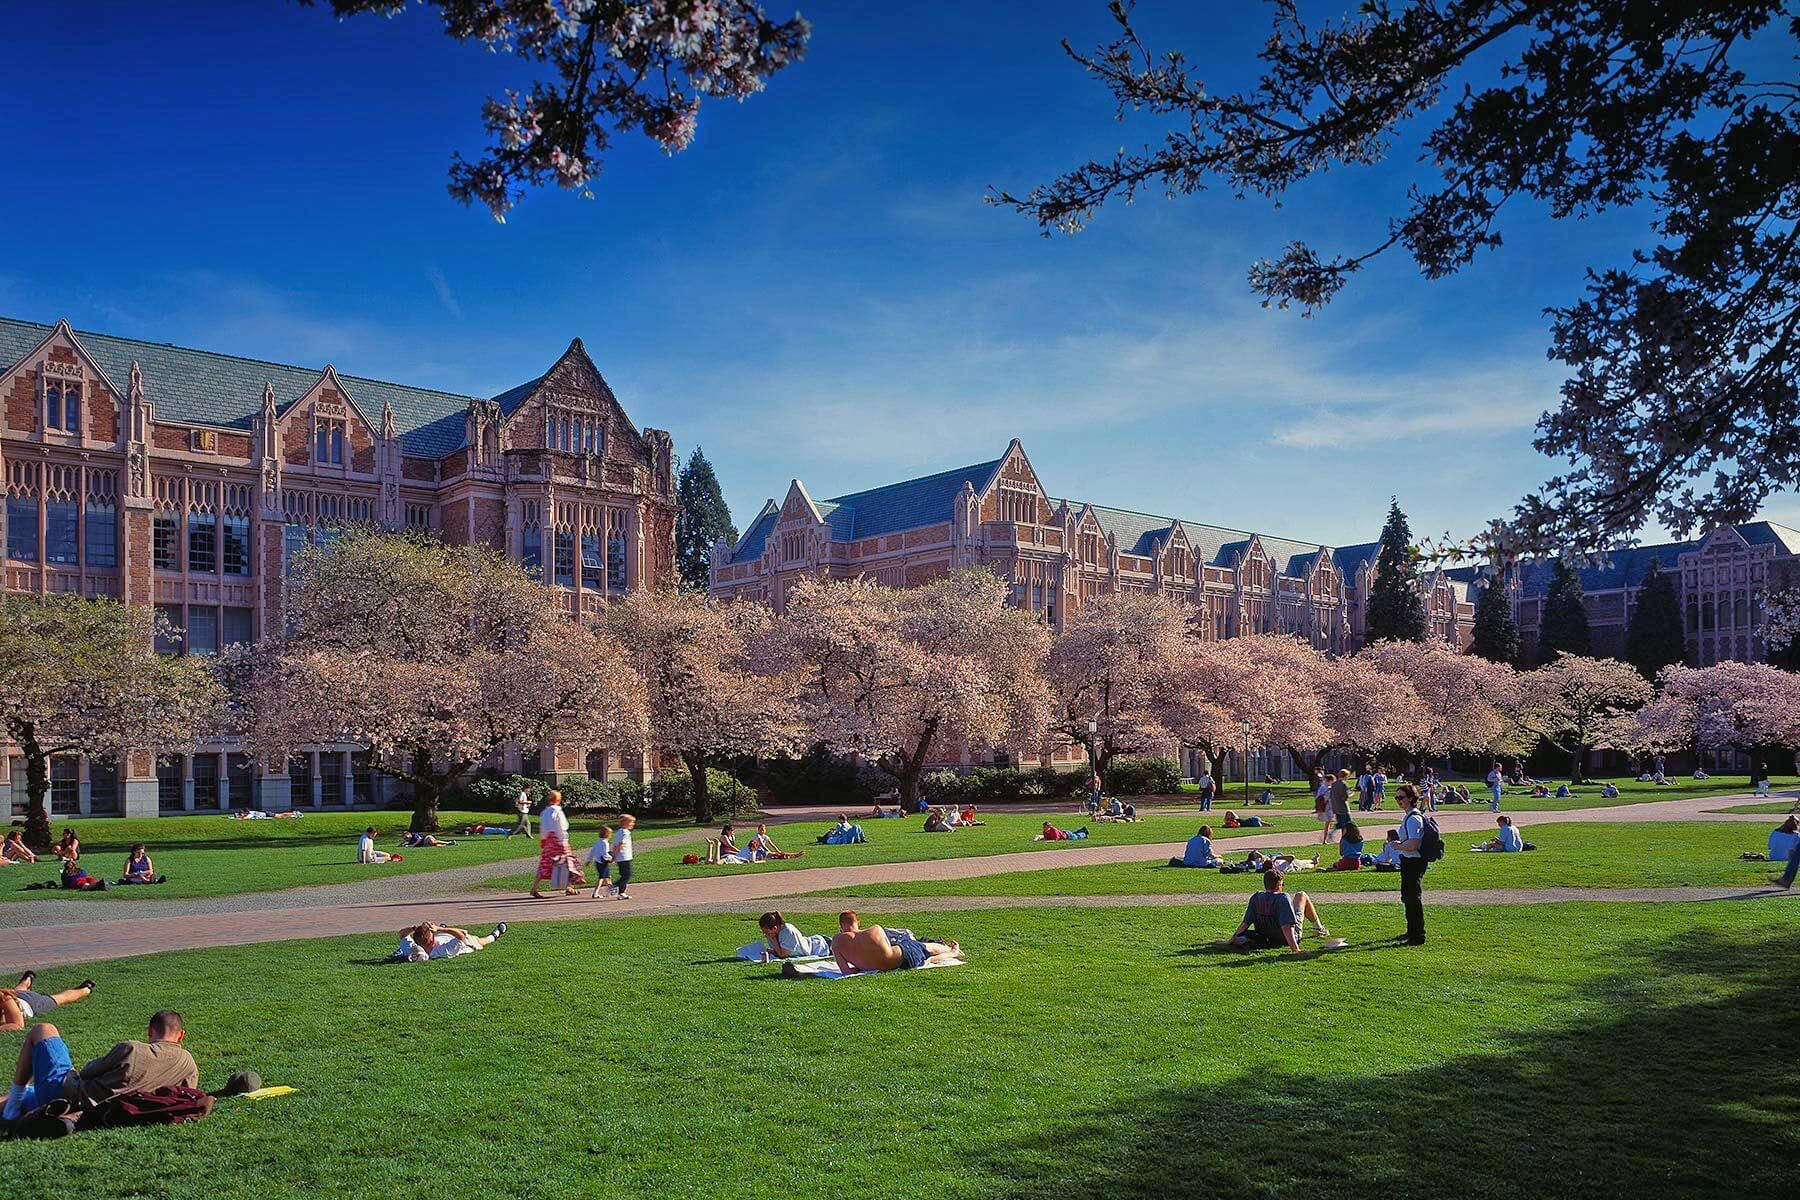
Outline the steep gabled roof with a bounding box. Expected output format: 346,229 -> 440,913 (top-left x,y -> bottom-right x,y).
1332,541 -> 1382,578
1064,501 -> 1330,575
0,316 -> 530,459
1510,522 -> 1800,598
821,458 -> 1004,542
729,500 -> 780,566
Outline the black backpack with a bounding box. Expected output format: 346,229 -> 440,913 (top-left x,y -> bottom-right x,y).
1417,813 -> 1445,863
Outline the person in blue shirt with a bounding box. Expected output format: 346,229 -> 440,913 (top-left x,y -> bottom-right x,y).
1766,817 -> 1798,864
1169,825 -> 1220,868
1480,815 -> 1525,852
1221,870 -> 1329,951
1327,821 -> 1365,870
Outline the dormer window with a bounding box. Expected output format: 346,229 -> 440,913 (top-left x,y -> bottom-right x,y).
315,419 -> 345,465
45,381 -> 81,433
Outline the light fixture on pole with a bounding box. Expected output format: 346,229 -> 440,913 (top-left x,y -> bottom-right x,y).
1087,718 -> 1099,782
1242,720 -> 1252,806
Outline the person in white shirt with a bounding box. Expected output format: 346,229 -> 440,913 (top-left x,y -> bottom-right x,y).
531,791 -> 573,899
1485,764 -> 1504,812
610,814 -> 636,900
751,911 -> 833,960
586,825 -> 615,899
1394,785 -> 1429,945
511,791 -> 533,837
358,827 -> 397,864
394,921 -> 507,962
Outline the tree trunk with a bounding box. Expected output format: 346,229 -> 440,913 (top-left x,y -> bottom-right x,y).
1570,743 -> 1587,785
892,720 -> 941,813
13,721 -> 53,850
684,750 -> 713,825
410,782 -> 443,834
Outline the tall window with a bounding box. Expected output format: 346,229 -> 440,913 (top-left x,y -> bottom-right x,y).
581,530 -> 604,590
222,517 -> 251,575
45,382 -> 81,433
188,511 -> 217,573
187,607 -> 219,656
85,504 -> 116,568
288,753 -> 314,807
283,522 -> 308,576
6,496 -> 37,562
315,420 -> 345,465
319,755 -> 344,805
88,758 -> 121,814
154,604 -> 185,655
607,529 -> 628,591
191,754 -> 220,809
49,756 -> 79,815
223,607 -> 254,649
153,512 -> 180,571
554,529 -> 575,586
157,755 -> 185,811
522,525 -> 542,578
42,499 -> 76,565
227,753 -> 256,810
352,750 -> 374,804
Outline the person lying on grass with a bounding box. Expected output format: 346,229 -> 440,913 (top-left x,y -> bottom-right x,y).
400,831 -> 454,848
868,803 -> 904,819
1221,849 -> 1318,875
4,1009 -> 196,1124
1223,811 -> 1268,828
818,815 -> 867,845
357,828 -> 400,864
1169,825 -> 1220,868
461,822 -> 517,836
1036,822 -> 1090,841
393,921 -> 508,962
0,830 -> 37,865
59,857 -> 107,891
751,911 -> 834,960
1217,870 -> 1335,952
831,911 -> 963,974
1,973 -> 96,1032
1475,815 -> 1527,853
117,844 -> 166,885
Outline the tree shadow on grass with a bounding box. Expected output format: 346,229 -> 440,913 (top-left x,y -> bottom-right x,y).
970,926 -> 1800,1200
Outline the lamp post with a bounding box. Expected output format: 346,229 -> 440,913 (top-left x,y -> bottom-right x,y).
1242,720 -> 1252,807
1087,718 -> 1099,784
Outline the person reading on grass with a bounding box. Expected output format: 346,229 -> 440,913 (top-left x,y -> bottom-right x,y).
959,804 -> 987,826
1,973 -> 96,1032
1,830 -> 38,865
4,1010 -> 197,1123
1477,815 -> 1526,853
752,911 -> 834,960
117,844 -> 165,885
830,911 -> 962,974
393,921 -> 507,962
1218,870 -> 1332,952
1036,822 -> 1089,841
1169,825 -> 1220,868
357,828 -> 399,865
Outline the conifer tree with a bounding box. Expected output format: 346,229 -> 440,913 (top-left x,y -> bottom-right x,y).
1624,558 -> 1685,679
1364,499 -> 1427,643
1536,561 -> 1593,664
675,447 -> 737,592
1469,571 -> 1520,666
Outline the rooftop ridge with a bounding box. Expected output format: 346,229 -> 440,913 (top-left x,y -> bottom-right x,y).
1059,497 -> 1330,551
823,457 -> 1004,505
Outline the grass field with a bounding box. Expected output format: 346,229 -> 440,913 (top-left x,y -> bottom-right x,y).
808,822 -> 1787,899
0,810 -> 676,903
1185,774 -> 1762,813
482,811 -> 1282,892
3,901 -> 1795,1198
1707,800 -> 1800,815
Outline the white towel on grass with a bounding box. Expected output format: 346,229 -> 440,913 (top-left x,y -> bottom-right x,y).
780,958 -> 965,980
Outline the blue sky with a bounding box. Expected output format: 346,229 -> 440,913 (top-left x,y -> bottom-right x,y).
2,1 -> 1775,547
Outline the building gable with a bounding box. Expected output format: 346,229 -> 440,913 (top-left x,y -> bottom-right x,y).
503,339 -> 651,466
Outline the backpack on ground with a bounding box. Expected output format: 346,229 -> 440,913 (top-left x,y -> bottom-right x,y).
85,1086 -> 215,1130
1417,814 -> 1445,863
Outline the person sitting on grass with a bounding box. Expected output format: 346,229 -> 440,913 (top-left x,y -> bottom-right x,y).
52,830 -> 79,861
1554,783 -> 1573,798
923,808 -> 954,833
1693,768 -> 1710,780
1,973 -> 96,1032
1370,829 -> 1402,871
868,803 -> 904,819
1601,782 -> 1621,798
1327,822 -> 1365,871
116,844 -> 165,885
1762,817 -> 1799,863
748,824 -> 802,861
357,828 -> 400,865
705,823 -> 746,864
393,921 -> 507,962
400,831 -> 454,848
958,804 -> 986,827
1169,825 -> 1220,868
1,830 -> 38,866
828,911 -> 963,975
1036,822 -> 1089,841
1256,787 -> 1277,806
1216,870 -> 1333,952
1223,811 -> 1267,828
3,1010 -> 198,1125
1652,771 -> 1670,785
1477,815 -> 1526,852
750,911 -> 835,961
1102,797 -> 1140,821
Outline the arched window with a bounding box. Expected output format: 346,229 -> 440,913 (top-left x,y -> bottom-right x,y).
44,383 -> 61,430
63,384 -> 80,434
330,425 -> 344,465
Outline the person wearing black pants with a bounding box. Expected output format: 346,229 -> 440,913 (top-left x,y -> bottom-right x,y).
1394,784 -> 1427,945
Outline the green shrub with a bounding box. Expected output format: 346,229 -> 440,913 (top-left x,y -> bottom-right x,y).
920,765 -> 1089,805
733,745 -> 891,808
1108,757 -> 1184,796
460,773 -> 550,813
647,768 -> 758,820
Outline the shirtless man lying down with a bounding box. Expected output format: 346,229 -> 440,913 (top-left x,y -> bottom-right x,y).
830,911 -> 963,974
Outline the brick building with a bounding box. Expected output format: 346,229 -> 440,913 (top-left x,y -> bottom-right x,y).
1,316 -> 675,819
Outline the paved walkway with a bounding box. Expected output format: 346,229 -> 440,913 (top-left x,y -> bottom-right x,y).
1,791 -> 1790,971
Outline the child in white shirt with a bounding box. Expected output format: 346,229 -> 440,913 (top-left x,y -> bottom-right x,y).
586,825 -> 615,899
610,815 -> 636,900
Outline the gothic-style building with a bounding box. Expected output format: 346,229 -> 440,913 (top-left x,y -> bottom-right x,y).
710,440 -> 1477,648
1,316 -> 675,819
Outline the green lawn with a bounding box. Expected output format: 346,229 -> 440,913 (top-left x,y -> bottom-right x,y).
810,821 -> 1787,899
483,811 -> 1282,892
1144,774 -> 1761,813
4,901 -> 1794,1198
1,810 -> 678,903
1706,800 -> 1800,815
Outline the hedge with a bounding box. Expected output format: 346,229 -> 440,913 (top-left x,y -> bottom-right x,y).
1106,757 -> 1184,796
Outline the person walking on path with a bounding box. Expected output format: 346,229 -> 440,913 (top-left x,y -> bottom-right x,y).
1196,769 -> 1216,813
1485,764 -> 1504,813
610,815 -> 636,901
1329,769 -> 1353,844
1394,784 -> 1430,946
531,791 -> 573,899
511,790 -> 533,838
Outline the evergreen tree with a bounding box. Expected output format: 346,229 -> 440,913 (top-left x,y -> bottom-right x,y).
1364,499 -> 1427,642
1536,561 -> 1592,664
1623,558 -> 1685,679
675,447 -> 736,592
1468,571 -> 1520,666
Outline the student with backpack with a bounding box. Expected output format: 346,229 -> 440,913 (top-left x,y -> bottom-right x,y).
1393,783 -> 1442,946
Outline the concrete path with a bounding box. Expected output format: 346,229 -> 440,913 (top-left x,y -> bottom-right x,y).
1,791 -> 1790,971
